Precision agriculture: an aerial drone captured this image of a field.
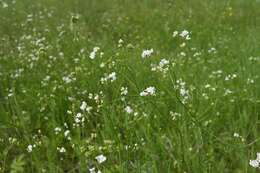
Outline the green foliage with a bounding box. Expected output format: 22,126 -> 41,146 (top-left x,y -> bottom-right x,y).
10,155 -> 25,173
0,0 -> 259,172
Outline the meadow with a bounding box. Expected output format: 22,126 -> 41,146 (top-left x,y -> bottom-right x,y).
0,0 -> 260,172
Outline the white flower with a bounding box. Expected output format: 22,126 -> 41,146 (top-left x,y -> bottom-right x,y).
108,72 -> 116,81
179,30 -> 191,40
141,49 -> 154,58
172,31 -> 178,37
80,101 -> 87,111
89,52 -> 96,59
120,87 -> 128,95
89,167 -> 95,173
249,159 -> 259,168
118,39 -> 124,47
208,47 -> 217,54
180,30 -> 189,37
159,58 -> 169,67
151,58 -> 170,75
118,39 -> 124,44
125,106 -> 133,114
180,88 -> 189,96
93,47 -> 100,52
249,152 -> 260,168
140,86 -> 156,96
95,154 -> 107,164
86,106 -> 93,113
180,42 -> 186,47
233,133 -> 239,138
54,127 -> 62,134
74,112 -> 85,125
175,79 -> 189,103
76,113 -> 82,118
100,62 -> 105,68
27,145 -> 33,153
62,76 -> 72,84
179,52 -> 186,57
64,130 -> 70,137
57,147 -> 66,153
101,72 -> 117,83
2,2 -> 8,8
89,47 -> 100,59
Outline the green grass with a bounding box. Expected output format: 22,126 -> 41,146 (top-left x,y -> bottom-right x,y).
0,0 -> 260,172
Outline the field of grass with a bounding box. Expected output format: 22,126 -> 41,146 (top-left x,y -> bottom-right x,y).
0,0 -> 260,172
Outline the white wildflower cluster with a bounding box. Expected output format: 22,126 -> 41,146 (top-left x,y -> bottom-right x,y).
179,30 -> 191,40
141,48 -> 154,58
202,84 -> 216,100
202,93 -> 209,100
249,153 -> 260,169
124,105 -> 133,114
78,48 -> 85,56
89,168 -> 102,173
89,154 -> 107,173
118,39 -> 124,47
120,86 -> 128,101
74,112 -> 85,127
179,42 -> 186,48
233,132 -> 239,138
170,111 -> 181,121
27,144 -> 36,153
80,101 -> 93,113
175,79 -> 189,104
100,72 -> 117,84
89,47 -> 100,59
249,56 -> 260,62
95,154 -> 107,163
151,58 -> 170,75
203,119 -> 213,126
89,92 -> 104,112
140,86 -> 156,96
106,61 -> 115,69
173,30 -> 191,40
64,130 -> 71,140
204,84 -> 216,92
209,70 -> 223,79
8,137 -> 17,144
54,124 -> 71,140
223,88 -> 233,96
68,96 -> 75,102
233,132 -> 245,142
225,74 -> 237,81
124,140 -> 145,151
178,51 -> 186,57
120,87 -> 128,96
172,31 -> 178,37
10,68 -> 24,79
208,47 -> 217,54
2,1 -> 8,8
54,127 -> 62,135
62,76 -> 72,84
41,75 -> 51,87
25,130 -> 44,153
73,95 -> 104,127
57,146 -> 66,153
6,89 -> 14,98
99,62 -> 105,68
26,130 -> 44,153
193,51 -> 202,57
247,78 -> 255,84
62,73 -> 76,84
